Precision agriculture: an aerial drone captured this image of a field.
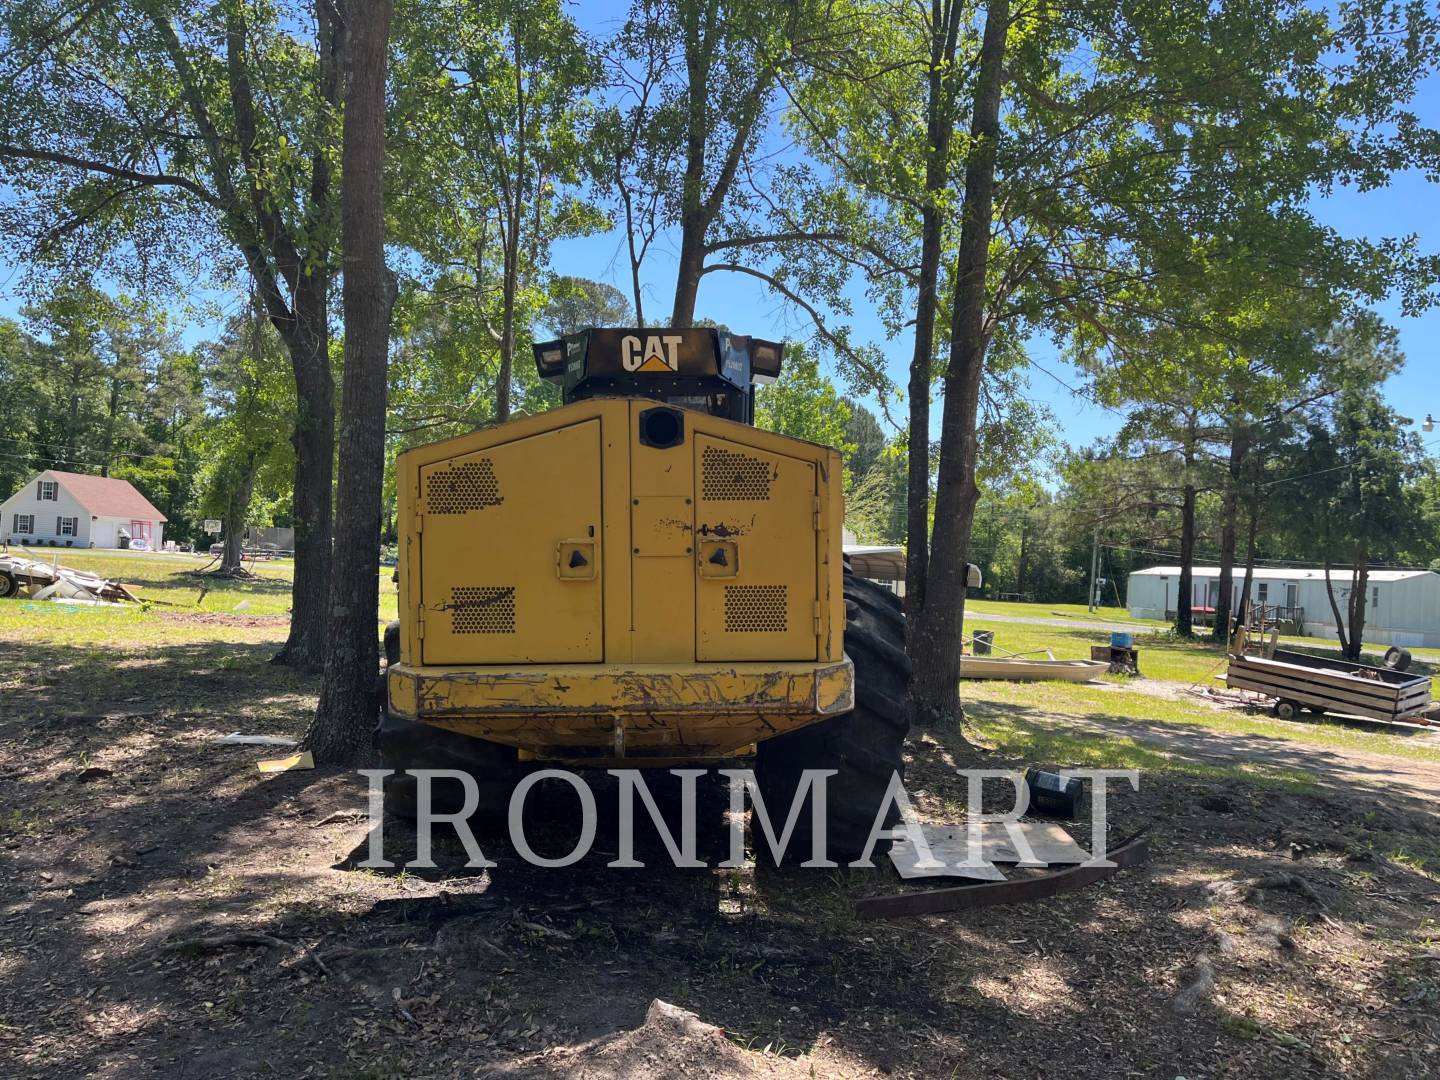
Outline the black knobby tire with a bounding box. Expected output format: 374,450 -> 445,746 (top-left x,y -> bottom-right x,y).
755,572 -> 911,864
375,618 -> 517,821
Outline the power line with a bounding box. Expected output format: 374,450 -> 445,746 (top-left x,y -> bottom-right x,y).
0,433 -> 173,463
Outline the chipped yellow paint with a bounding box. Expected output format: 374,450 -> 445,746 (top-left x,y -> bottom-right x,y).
388,659 -> 853,761
389,395 -> 849,764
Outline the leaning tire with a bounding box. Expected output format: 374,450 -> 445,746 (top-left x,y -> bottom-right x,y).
755,572 -> 910,864
1383,646 -> 1412,672
375,689 -> 518,822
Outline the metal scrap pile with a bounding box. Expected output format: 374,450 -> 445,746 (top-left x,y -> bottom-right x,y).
0,551 -> 140,605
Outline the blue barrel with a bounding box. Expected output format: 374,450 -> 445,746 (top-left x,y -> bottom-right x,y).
1110,631 -> 1133,649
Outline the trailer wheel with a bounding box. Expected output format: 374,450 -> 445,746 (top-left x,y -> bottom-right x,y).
0,571 -> 19,599
1383,646 -> 1412,672
1274,699 -> 1300,721
755,571 -> 910,865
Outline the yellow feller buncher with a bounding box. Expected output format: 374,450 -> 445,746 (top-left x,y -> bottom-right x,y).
379,328 -> 912,860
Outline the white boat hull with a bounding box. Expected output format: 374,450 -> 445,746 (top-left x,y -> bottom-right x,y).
959,657 -> 1109,682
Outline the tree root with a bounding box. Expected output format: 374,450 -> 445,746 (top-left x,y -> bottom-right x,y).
165,931 -> 340,979
1206,871 -> 1336,922
1172,953 -> 1215,1015
165,931 -> 289,952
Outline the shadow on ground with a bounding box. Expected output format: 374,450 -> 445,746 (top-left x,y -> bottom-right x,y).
2,637 -> 1438,1076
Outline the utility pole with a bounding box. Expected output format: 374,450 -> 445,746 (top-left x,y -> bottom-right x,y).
1088,529 -> 1100,612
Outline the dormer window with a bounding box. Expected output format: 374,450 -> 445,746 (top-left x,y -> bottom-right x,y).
37,480 -> 58,501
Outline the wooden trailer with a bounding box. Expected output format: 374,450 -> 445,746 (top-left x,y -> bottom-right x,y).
1225,648 -> 1431,723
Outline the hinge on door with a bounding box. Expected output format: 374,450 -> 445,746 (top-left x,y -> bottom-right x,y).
813,599 -> 822,635
416,607 -> 425,640
812,495 -> 822,530
415,512 -> 423,534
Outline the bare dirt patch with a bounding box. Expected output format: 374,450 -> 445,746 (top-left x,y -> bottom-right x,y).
2,623 -> 1439,1077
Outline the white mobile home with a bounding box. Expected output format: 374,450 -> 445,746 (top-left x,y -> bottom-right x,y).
1,470 -> 167,550
1127,565 -> 1440,647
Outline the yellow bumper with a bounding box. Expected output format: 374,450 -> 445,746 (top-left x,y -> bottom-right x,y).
386,659 -> 854,763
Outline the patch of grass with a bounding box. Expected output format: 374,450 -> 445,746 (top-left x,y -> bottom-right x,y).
956,712 -> 1321,791
0,550 -> 398,645
962,678 -> 1440,765
964,617 -> 1230,683
966,598 -> 1168,625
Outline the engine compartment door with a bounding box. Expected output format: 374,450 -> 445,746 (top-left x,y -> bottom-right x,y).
418,420 -> 603,664
694,435 -> 818,661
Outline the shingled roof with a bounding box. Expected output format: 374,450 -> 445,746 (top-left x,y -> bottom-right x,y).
44,471 -> 168,522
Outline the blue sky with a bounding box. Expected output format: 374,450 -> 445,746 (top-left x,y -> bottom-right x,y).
2,1 -> 1437,452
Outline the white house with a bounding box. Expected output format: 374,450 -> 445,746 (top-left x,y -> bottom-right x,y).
1,470 -> 167,550
1126,564 -> 1440,647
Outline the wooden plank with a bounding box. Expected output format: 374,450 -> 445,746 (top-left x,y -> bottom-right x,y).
1227,666 -> 1406,714
1225,673 -> 1405,721
1270,649 -> 1428,689
1231,657 -> 1411,699
1228,654 -> 1424,701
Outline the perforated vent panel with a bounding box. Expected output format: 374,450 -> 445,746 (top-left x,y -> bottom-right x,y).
724,585 -> 788,632
702,445 -> 771,501
427,459 -> 502,514
449,586 -> 516,634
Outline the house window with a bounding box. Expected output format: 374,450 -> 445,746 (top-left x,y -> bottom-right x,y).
1257,583 -> 1268,604
57,516 -> 77,537
37,480 -> 57,501
1372,586 -> 1380,607
12,514 -> 34,535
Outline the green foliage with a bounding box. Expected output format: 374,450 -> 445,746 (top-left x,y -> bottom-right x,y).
0,287 -> 207,540
542,277 -> 633,336
190,309 -> 296,537
754,346 -> 854,459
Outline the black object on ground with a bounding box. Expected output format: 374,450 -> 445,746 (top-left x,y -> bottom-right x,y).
1025,768 -> 1083,818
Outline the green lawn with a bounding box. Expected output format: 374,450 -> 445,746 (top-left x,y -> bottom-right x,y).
961,676 -> 1440,766
4,553 -> 1434,770
0,550 -> 397,646
964,616 -> 1230,683
966,598 -> 1168,625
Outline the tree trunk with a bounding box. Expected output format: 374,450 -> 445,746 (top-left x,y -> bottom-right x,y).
1176,411 -> 1201,635
907,0 -> 1008,733
1015,513 -> 1029,599
1323,560 -> 1350,657
1346,546 -> 1369,661
274,302 -> 335,671
1177,477 -> 1195,635
308,0 -> 396,765
903,0 -> 964,620
1211,423 -> 1247,643
1239,496 -> 1259,624
670,1 -> 710,329
103,376 -> 121,477
671,220 -> 706,328
270,3 -> 342,674
219,449 -> 265,574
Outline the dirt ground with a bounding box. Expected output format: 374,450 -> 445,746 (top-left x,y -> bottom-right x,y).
3,629 -> 1440,1078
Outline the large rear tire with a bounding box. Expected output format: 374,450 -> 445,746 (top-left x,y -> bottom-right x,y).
755,572 -> 910,864
375,622 -> 517,820
375,706 -> 518,820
